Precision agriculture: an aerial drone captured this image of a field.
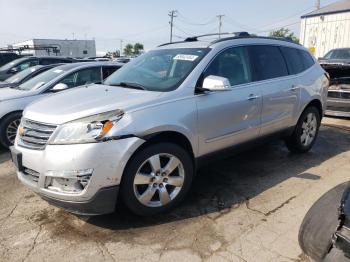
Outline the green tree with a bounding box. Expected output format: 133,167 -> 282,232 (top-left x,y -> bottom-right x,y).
123,44 -> 134,56
133,43 -> 144,55
269,28 -> 299,43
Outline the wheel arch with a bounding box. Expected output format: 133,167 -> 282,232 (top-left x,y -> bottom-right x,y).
301,99 -> 323,120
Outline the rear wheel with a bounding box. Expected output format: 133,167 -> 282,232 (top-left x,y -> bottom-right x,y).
120,143 -> 194,216
0,112 -> 22,148
285,106 -> 320,153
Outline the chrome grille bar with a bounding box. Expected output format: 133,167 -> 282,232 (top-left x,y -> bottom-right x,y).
18,119 -> 57,150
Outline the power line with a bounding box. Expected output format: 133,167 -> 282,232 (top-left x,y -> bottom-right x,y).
177,11 -> 217,26
257,6 -> 314,30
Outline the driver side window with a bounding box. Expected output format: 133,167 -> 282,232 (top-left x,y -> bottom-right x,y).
204,47 -> 252,86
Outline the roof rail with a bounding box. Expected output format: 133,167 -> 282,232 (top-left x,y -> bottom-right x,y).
210,35 -> 300,45
158,32 -> 300,47
158,32 -> 250,47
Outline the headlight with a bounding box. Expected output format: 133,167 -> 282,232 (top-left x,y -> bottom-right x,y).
49,110 -> 124,145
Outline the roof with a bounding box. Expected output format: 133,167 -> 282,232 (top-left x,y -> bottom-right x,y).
301,0 -> 350,18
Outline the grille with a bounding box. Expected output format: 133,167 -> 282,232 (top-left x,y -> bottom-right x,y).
23,167 -> 40,183
18,119 -> 57,150
328,91 -> 350,99
327,106 -> 350,113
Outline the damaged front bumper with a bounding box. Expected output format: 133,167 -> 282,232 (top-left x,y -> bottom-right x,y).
11,137 -> 145,215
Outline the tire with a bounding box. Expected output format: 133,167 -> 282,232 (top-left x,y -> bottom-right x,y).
0,112 -> 22,148
285,106 -> 321,153
299,183 -> 347,261
120,142 -> 194,216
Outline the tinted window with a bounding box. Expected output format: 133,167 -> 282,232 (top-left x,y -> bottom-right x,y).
102,66 -> 120,79
248,45 -> 288,81
324,49 -> 350,59
299,50 -> 315,70
40,58 -> 64,65
280,47 -> 304,75
204,46 -> 252,86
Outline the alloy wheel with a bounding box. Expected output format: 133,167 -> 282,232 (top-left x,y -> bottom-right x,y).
300,113 -> 317,147
6,119 -> 20,145
133,153 -> 185,207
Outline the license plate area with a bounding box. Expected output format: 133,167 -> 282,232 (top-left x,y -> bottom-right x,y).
10,146 -> 23,172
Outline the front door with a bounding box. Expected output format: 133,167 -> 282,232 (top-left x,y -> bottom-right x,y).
196,46 -> 262,156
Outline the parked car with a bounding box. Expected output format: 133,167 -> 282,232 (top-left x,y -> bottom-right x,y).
0,64 -> 62,89
299,182 -> 350,262
114,57 -> 132,63
10,35 -> 328,216
0,56 -> 74,81
0,62 -> 122,147
319,48 -> 350,117
0,52 -> 21,67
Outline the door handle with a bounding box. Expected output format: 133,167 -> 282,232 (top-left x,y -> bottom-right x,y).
247,94 -> 260,101
289,85 -> 300,92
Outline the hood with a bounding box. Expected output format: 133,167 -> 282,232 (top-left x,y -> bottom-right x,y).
0,81 -> 16,88
319,59 -> 350,66
0,87 -> 35,101
24,84 -> 165,124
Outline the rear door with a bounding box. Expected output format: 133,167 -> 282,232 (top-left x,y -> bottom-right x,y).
248,45 -> 299,135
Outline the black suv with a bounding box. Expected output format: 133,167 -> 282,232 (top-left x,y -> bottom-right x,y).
0,56 -> 74,81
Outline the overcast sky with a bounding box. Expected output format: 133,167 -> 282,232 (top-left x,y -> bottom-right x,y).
0,0 -> 338,54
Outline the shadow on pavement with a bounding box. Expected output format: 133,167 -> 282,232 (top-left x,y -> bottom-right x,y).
0,145 -> 10,165
87,126 -> 350,230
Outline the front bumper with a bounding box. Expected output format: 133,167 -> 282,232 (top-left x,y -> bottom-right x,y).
11,137 -> 145,214
326,97 -> 350,118
41,186 -> 119,215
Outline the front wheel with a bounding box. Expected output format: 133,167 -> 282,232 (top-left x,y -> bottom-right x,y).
120,143 -> 194,216
0,112 -> 22,148
285,106 -> 321,153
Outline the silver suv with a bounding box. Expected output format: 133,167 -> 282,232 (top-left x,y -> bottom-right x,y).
11,34 -> 329,216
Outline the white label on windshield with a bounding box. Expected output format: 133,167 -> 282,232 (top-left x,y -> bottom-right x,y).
53,69 -> 63,73
174,54 -> 198,61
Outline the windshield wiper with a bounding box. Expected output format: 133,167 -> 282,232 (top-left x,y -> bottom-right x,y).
110,82 -> 146,90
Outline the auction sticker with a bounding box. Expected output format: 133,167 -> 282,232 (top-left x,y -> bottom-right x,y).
174,54 -> 198,61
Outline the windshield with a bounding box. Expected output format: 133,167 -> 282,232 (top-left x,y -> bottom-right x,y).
104,48 -> 210,91
17,67 -> 66,91
0,57 -> 28,71
5,66 -> 39,84
324,49 -> 350,60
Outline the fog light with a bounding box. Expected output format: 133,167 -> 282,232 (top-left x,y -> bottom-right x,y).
45,169 -> 93,194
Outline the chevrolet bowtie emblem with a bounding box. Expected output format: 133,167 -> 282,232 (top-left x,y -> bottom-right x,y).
18,127 -> 25,137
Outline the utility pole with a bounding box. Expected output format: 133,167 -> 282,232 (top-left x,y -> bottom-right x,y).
316,0 -> 321,9
120,39 -> 123,57
169,10 -> 178,43
217,15 -> 225,38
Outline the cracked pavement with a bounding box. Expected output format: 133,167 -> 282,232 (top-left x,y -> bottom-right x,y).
1,117 -> 350,262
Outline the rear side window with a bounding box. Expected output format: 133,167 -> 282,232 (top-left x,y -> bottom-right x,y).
248,45 -> 288,81
299,50 -> 315,70
280,47 -> 304,75
102,66 -> 120,79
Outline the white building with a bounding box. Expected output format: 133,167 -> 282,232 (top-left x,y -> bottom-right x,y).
300,0 -> 350,58
11,39 -> 96,58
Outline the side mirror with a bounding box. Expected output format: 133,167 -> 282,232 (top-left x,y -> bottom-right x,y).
52,83 -> 69,92
201,75 -> 231,91
9,67 -> 18,74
